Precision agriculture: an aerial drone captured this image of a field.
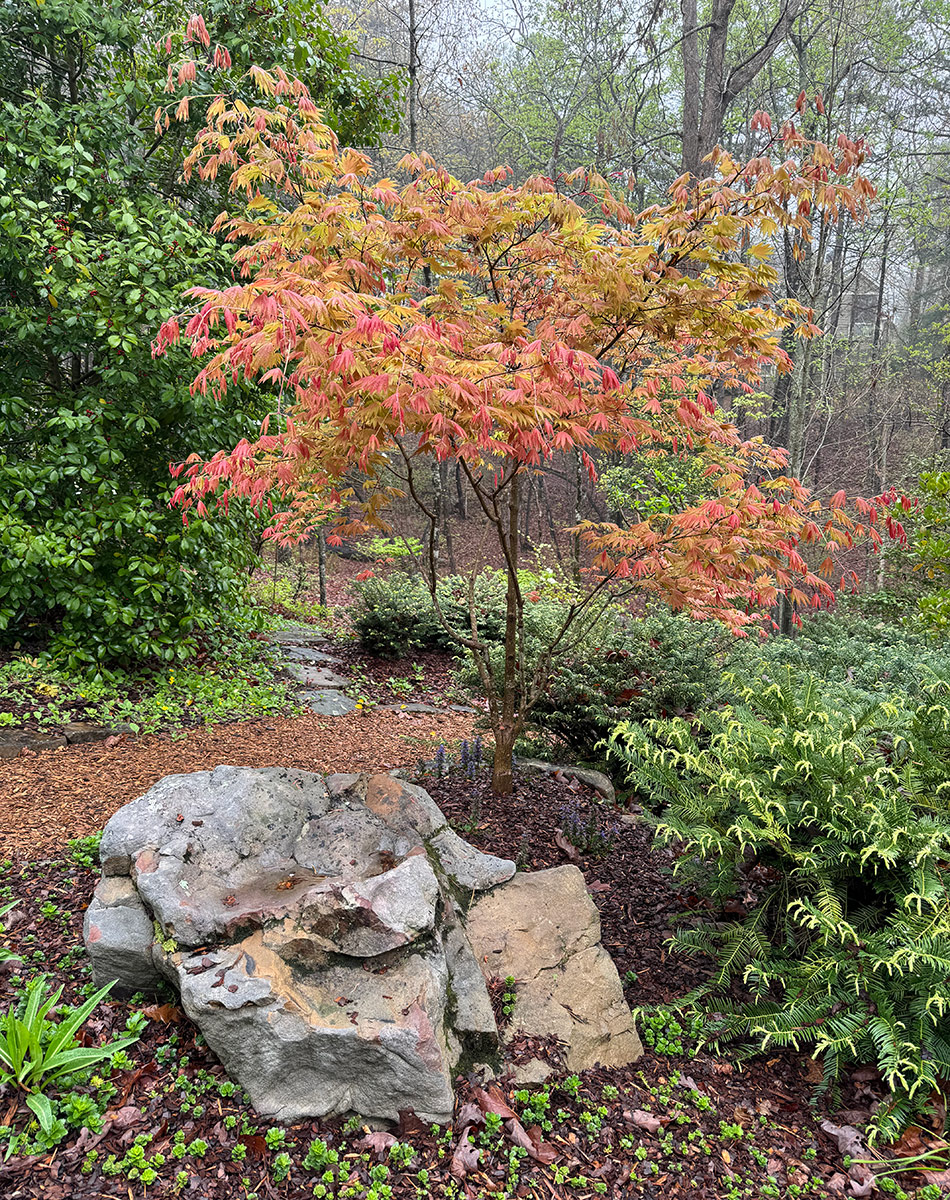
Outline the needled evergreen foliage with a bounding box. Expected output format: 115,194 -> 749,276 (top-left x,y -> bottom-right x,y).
608,671 -> 950,1138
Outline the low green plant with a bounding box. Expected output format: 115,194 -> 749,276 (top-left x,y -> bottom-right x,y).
608,669 -> 950,1138
731,609 -> 950,706
0,976 -> 138,1094
67,833 -> 102,870
364,536 -> 423,561
637,1006 -> 703,1056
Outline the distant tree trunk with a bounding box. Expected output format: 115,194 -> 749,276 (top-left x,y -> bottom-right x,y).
537,472 -> 563,563
317,527 -> 327,607
521,473 -> 533,549
455,462 -> 468,520
431,459 -> 443,572
680,0 -> 805,176
680,0 -> 701,176
571,451 -> 582,585
439,460 -> 456,571
408,0 -> 419,152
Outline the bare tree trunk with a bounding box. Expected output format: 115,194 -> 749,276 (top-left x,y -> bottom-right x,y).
492,475 -> 521,795
431,459 -> 442,572
537,472 -> 563,563
521,474 -> 533,550
317,527 -> 327,608
680,0 -> 701,176
455,462 -> 468,520
439,461 -> 456,572
571,451 -> 582,586
408,0 -> 419,152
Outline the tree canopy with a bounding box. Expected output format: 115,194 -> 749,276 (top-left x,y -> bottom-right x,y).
156,72 -> 906,787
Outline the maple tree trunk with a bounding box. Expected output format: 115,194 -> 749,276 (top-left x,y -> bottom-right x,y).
491,475 -> 521,796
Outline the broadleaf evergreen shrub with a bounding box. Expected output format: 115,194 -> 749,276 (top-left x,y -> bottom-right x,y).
607,669 -> 950,1138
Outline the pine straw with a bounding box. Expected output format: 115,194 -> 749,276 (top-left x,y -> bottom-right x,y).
0,709 -> 476,855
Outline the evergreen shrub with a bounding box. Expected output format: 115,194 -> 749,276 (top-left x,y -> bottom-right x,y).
608,669 -> 950,1137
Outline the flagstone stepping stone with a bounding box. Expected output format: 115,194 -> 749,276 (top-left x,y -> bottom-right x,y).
63,721 -> 131,744
268,627 -> 328,645
283,646 -> 342,665
0,731 -> 68,759
284,663 -> 350,689
300,690 -> 358,716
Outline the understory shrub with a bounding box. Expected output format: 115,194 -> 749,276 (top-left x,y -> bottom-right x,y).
526,609 -> 733,758
732,609 -> 950,704
350,569 -> 533,658
607,670 -> 950,1138
353,571 -> 732,757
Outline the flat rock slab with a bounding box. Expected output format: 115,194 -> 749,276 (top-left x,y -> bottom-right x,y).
283,646 -> 343,665
268,627 -> 327,645
63,722 -> 129,745
284,663 -> 350,689
300,690 -> 358,716
0,731 -> 67,758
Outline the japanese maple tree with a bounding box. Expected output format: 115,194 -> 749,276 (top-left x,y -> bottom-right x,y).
156,68 -> 906,793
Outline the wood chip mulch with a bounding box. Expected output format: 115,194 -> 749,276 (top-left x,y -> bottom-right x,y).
0,709 -> 475,855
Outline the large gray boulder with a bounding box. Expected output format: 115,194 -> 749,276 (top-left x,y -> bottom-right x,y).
85,766 -> 639,1123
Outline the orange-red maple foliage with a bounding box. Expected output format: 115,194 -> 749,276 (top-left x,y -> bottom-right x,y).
154,65 -> 906,790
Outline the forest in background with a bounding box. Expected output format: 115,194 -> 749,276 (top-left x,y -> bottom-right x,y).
340,0 -> 950,525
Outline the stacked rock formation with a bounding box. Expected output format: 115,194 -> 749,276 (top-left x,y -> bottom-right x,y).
84,766 -> 640,1121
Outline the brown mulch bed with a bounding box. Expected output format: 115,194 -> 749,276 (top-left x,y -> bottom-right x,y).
0,709 -> 475,855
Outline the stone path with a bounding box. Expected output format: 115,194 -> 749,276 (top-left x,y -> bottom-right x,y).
267,626 -> 359,716
267,625 -> 478,720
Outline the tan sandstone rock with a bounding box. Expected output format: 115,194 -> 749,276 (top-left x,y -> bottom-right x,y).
465,865 -> 642,1073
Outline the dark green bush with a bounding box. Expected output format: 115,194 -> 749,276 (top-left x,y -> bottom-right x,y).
527,609 -> 733,758
350,570 -> 514,658
350,573 -> 456,657
608,669 -> 950,1138
353,570 -> 734,760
